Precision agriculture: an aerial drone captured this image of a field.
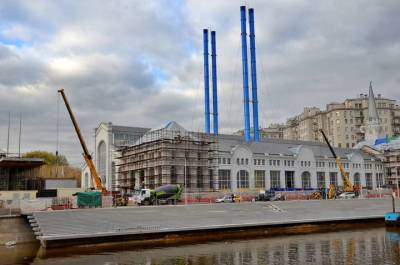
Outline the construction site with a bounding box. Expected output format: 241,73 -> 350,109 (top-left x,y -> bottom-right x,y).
0,157 -> 80,191
116,122 -> 218,193
1,3 -> 396,211
1,5 -> 399,263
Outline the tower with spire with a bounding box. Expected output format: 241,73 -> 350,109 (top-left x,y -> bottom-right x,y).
365,81 -> 384,141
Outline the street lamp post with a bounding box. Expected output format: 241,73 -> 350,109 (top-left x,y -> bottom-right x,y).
184,156 -> 187,205
378,180 -> 382,199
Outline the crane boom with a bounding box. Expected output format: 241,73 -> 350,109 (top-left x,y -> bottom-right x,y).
58,89 -> 105,192
320,129 -> 353,192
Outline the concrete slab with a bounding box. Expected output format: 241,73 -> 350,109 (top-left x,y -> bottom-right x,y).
31,198 -> 399,248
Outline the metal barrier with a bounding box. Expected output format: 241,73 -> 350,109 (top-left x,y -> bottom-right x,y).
0,200 -> 21,216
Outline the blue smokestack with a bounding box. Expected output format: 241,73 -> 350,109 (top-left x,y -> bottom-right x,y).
249,8 -> 260,142
211,31 -> 218,135
203,29 -> 210,134
240,6 -> 251,143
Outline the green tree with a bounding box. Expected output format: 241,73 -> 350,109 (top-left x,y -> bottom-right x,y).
23,150 -> 69,166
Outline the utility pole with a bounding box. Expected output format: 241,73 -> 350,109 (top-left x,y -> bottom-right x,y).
18,113 -> 22,157
6,112 -> 10,156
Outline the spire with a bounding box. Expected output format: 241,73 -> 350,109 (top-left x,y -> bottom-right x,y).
365,81 -> 384,141
368,81 -> 379,125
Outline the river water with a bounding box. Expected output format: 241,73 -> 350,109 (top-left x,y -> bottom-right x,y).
2,227 -> 400,265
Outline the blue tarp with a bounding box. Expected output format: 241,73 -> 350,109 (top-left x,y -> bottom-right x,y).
375,138 -> 388,145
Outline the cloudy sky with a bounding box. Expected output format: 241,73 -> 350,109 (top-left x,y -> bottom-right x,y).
0,0 -> 399,166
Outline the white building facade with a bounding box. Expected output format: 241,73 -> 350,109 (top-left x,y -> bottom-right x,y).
82,122 -> 149,190
217,135 -> 385,192
83,122 -> 386,193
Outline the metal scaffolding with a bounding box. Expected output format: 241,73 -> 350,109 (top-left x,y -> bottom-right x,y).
115,129 -> 218,194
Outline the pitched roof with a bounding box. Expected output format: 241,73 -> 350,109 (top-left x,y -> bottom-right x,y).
354,137 -> 400,151
135,121 -> 197,145
217,134 -> 373,160
111,125 -> 150,134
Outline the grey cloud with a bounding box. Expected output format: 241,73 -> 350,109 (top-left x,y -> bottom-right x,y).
0,46 -> 47,86
1,0 -> 400,165
0,45 -> 16,59
48,58 -> 157,111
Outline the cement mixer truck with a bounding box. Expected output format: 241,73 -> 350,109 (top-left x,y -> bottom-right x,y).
136,184 -> 183,206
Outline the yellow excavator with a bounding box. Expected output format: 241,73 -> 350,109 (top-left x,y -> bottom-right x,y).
58,89 -> 106,192
320,129 -> 353,198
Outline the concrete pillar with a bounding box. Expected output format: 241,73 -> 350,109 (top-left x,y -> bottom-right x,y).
249,167 -> 255,190
231,170 -> 237,191
310,169 -> 318,189
294,170 -> 302,188
278,170 -> 285,189
265,170 -> 270,190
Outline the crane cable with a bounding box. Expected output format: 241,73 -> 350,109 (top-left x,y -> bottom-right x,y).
56,92 -> 60,177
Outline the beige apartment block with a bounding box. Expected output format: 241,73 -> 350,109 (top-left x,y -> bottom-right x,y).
235,124 -> 286,140
283,93 -> 400,148
262,123 -> 285,139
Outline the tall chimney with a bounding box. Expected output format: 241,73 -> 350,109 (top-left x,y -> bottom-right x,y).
203,29 -> 210,134
248,8 -> 260,142
240,6 -> 251,143
211,31 -> 219,135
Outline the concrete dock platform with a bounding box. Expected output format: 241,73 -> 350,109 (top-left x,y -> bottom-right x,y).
30,198 -> 398,248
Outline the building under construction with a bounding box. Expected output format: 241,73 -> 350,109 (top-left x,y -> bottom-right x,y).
0,156 -> 81,191
116,122 -> 218,193
114,121 -> 385,195
0,157 -> 44,190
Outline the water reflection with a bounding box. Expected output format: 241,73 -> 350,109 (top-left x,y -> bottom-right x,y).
2,227 -> 400,265
0,242 -> 40,265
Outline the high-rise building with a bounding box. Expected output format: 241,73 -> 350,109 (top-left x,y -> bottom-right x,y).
283,86 -> 400,148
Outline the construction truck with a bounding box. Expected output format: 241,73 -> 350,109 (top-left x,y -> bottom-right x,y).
58,89 -> 106,192
320,129 -> 354,198
136,184 -> 183,206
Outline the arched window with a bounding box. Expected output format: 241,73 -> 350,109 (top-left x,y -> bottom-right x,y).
301,171 -> 311,189
236,170 -> 249,189
97,141 -> 107,185
354,173 -> 361,187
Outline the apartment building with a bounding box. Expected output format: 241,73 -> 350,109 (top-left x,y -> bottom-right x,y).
283,85 -> 400,148
262,124 -> 285,139
236,124 -> 286,140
